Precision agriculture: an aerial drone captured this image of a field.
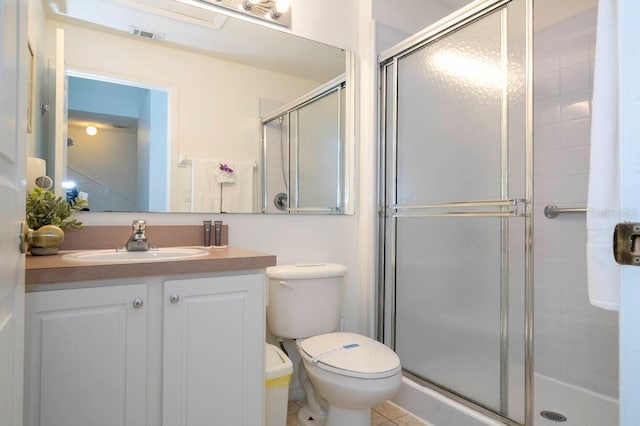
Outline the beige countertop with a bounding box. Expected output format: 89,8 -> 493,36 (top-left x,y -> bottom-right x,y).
26,246 -> 276,286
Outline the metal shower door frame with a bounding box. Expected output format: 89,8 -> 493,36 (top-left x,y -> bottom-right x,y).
376,0 -> 534,425
261,76 -> 346,214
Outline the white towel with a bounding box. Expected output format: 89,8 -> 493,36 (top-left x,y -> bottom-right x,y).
586,0 -> 621,311
221,161 -> 255,213
214,160 -> 236,183
191,159 -> 221,213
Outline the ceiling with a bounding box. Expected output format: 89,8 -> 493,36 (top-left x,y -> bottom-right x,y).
68,110 -> 138,133
43,0 -> 345,82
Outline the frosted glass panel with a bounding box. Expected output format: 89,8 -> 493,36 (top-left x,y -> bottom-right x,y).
396,12 -> 502,204
294,90 -> 343,212
384,1 -> 529,422
395,216 -> 502,409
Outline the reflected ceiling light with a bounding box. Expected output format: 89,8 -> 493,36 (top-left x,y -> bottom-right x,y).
177,0 -> 291,27
86,125 -> 98,136
274,0 -> 289,14
241,0 -> 290,19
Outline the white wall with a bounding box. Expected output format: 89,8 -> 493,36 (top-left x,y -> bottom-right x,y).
26,0 -> 49,161
374,0 -> 457,38
373,0 -> 467,54
67,77 -> 147,117
533,5 -> 618,398
286,0 -> 359,52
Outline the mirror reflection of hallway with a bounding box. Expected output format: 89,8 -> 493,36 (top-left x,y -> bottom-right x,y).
66,75 -> 169,212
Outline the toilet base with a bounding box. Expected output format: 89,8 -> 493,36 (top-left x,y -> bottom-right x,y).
298,405 -> 325,425
297,404 -> 371,426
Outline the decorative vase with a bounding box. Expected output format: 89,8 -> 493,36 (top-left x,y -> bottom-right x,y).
30,225 -> 65,256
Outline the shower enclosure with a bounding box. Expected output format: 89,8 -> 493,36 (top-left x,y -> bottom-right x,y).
378,0 -> 617,425
261,77 -> 346,214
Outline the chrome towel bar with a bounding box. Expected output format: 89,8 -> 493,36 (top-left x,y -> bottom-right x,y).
544,204 -> 587,219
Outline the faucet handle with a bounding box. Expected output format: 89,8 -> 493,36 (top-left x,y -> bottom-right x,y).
132,219 -> 146,232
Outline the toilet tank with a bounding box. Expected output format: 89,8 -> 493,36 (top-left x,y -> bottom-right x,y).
266,263 -> 347,339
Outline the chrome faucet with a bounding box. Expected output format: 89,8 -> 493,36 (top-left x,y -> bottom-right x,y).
126,219 -> 150,251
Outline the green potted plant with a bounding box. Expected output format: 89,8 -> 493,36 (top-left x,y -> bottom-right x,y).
26,187 -> 88,255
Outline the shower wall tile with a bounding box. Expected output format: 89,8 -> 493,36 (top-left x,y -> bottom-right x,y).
560,33 -> 592,67
535,70 -> 560,100
534,97 -> 561,125
560,60 -> 591,94
560,91 -> 591,122
533,6 -> 618,399
534,230 -> 587,260
534,256 -> 587,286
534,31 -> 560,74
561,117 -> 591,149
589,303 -> 618,325
534,123 -> 560,152
561,285 -> 591,317
534,176 -> 589,204
535,146 -> 590,178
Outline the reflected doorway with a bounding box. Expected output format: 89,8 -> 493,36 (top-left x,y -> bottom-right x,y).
66,73 -> 169,212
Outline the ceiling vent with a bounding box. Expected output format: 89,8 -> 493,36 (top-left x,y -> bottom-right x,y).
129,26 -> 165,41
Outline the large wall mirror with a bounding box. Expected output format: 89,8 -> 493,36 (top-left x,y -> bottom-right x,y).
40,0 -> 354,214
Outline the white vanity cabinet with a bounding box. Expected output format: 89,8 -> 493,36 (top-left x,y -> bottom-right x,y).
24,283 -> 148,426
24,271 -> 267,426
162,275 -> 265,426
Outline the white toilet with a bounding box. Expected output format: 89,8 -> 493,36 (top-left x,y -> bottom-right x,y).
266,263 -> 402,426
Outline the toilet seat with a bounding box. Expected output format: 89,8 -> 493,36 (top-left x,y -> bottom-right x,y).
298,332 -> 401,380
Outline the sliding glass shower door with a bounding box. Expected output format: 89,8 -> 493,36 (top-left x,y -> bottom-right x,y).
379,0 -> 531,424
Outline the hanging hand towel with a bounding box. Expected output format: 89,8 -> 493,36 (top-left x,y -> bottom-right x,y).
214,161 -> 236,183
221,160 -> 255,213
191,159 -> 221,213
586,0 -> 621,311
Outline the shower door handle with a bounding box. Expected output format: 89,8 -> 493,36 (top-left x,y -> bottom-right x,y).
391,199 -> 528,218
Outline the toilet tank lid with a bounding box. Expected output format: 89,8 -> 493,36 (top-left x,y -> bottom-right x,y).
267,263 -> 347,279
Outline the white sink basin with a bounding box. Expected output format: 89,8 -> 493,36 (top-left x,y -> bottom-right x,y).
63,247 -> 209,263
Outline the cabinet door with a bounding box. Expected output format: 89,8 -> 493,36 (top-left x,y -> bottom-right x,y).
25,284 -> 147,426
163,274 -> 265,426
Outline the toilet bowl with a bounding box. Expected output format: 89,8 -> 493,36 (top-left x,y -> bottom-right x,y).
266,264 -> 402,426
297,332 -> 402,425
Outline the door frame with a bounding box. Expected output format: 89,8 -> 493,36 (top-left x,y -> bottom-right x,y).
0,1 -> 28,425
619,1 -> 640,424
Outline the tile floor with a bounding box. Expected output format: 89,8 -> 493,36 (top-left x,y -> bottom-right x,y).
286,400 -> 426,425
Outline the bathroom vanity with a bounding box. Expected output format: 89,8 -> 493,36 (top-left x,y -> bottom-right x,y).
24,247 -> 276,426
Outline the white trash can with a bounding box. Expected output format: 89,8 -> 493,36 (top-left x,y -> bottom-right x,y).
265,343 -> 293,426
